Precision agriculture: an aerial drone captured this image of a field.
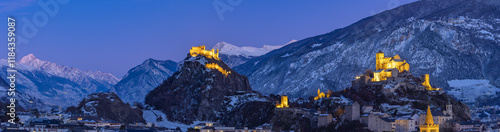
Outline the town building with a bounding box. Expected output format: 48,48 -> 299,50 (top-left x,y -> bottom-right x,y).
366,112 -> 395,132
453,121 -> 485,132
395,117 -> 417,132
318,114 -> 333,127
345,101 -> 360,121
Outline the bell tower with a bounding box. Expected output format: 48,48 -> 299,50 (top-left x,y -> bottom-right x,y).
376,51 -> 385,70
420,105 -> 439,132
446,99 -> 453,117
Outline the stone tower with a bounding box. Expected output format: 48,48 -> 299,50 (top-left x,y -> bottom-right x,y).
376,51 -> 385,70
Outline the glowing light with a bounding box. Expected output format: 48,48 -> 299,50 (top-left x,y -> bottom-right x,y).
205,63 -> 231,76
314,89 -> 330,100
189,45 -> 220,60
419,105 -> 439,132
422,74 -> 440,91
375,51 -> 410,73
276,96 -> 289,108
372,51 -> 409,82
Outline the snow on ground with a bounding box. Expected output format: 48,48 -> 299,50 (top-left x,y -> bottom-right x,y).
281,53 -> 292,58
143,110 -> 209,131
446,79 -> 500,104
311,43 -> 322,48
225,93 -> 269,111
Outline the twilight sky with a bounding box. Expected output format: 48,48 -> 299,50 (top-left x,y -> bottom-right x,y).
0,0 -> 416,78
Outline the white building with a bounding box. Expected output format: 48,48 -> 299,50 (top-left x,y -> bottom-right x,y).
395,117 -> 416,132
367,112 -> 394,132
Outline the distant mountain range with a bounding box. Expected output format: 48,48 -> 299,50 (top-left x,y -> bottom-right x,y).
0,54 -> 119,107
111,58 -> 178,104
212,40 -> 295,67
235,0 -> 500,98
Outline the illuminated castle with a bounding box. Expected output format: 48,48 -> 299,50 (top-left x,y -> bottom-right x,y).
372,51 -> 410,82
190,45 -> 231,76
352,51 -> 441,93
190,45 -> 220,60
419,105 -> 439,132
276,96 -> 289,108
205,63 -> 231,76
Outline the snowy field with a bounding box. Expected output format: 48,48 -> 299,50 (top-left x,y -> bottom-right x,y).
446,80 -> 500,104
143,110 -> 209,131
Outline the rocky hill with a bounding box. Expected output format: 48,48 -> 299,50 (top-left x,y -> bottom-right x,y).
145,51 -> 273,126
112,58 -> 177,104
66,92 -> 145,123
235,0 -> 500,98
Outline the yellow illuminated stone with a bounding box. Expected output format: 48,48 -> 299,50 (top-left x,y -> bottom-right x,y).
314,89 -> 330,100
422,74 -> 440,91
371,51 -> 410,82
190,45 -> 220,60
205,63 -> 231,76
276,96 -> 289,108
375,51 -> 410,73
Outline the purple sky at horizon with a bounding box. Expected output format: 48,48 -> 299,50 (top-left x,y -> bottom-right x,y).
1,0 -> 417,78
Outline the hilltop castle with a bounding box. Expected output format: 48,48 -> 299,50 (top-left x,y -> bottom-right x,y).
352,51 -> 442,94
372,51 -> 410,82
190,45 -> 220,60
189,45 -> 231,76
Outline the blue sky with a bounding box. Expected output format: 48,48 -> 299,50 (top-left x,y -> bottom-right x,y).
0,0 -> 416,78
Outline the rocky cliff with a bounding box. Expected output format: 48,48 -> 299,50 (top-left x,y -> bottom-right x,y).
67,92 -> 145,123
145,53 -> 273,126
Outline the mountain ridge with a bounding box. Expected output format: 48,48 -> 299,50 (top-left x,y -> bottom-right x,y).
112,58 -> 178,104
235,0 -> 500,98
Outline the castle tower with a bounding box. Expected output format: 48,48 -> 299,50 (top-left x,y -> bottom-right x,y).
422,74 -> 431,87
376,51 -> 385,70
420,105 -> 439,132
422,74 -> 441,91
446,99 -> 453,117
276,96 -> 289,108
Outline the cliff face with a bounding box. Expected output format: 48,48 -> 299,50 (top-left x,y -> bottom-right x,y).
67,92 -> 145,123
145,53 -> 273,126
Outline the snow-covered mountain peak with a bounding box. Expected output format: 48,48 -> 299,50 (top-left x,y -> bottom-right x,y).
212,41 -> 239,52
19,54 -> 39,64
211,41 -> 287,57
285,39 -> 298,45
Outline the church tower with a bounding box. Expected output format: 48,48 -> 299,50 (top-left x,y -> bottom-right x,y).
446,99 -> 453,117
376,51 -> 385,70
420,105 -> 439,132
